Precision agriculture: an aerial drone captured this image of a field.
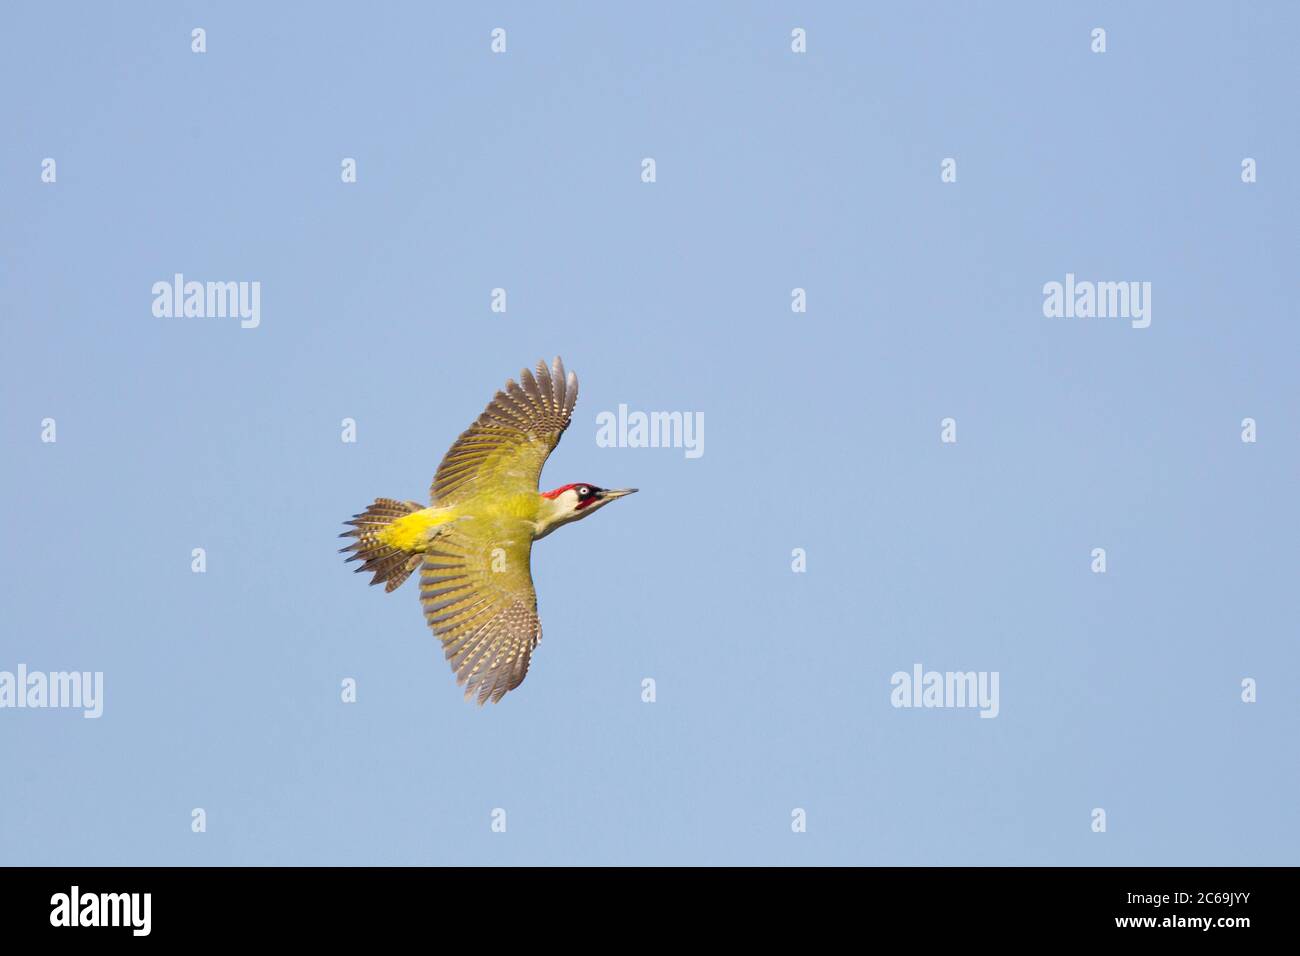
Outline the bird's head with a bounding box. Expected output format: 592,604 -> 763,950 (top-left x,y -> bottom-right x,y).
537,483 -> 637,537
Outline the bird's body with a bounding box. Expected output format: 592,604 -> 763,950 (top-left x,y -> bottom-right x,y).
340,358 -> 635,704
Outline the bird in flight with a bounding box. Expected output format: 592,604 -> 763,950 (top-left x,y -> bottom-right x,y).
340,357 -> 637,704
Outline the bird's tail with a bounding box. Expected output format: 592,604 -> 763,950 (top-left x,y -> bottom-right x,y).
339,498 -> 424,592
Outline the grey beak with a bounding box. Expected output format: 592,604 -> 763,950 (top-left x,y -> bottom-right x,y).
599,488 -> 638,500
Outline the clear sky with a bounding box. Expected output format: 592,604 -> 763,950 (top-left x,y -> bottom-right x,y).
1,2 -> 1296,865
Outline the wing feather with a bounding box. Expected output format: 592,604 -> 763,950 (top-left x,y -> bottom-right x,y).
418,525 -> 541,704
429,357 -> 578,504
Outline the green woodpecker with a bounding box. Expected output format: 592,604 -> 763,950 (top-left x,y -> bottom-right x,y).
340,358 -> 637,704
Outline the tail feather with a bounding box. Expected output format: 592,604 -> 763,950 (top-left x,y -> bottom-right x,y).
339,498 -> 424,592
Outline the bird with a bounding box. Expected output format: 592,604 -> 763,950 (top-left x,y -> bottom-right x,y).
340,357 -> 637,704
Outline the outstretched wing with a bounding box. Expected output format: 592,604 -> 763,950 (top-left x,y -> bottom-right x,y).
419,523 -> 541,704
430,357 -> 578,505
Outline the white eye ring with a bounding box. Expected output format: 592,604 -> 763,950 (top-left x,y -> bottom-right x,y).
577,486 -> 589,497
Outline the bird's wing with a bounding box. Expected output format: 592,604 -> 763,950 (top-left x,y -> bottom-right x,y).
430,357 -> 578,504
419,523 -> 542,704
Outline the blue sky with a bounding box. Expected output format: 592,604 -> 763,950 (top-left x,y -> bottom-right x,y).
1,2 -> 1296,865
